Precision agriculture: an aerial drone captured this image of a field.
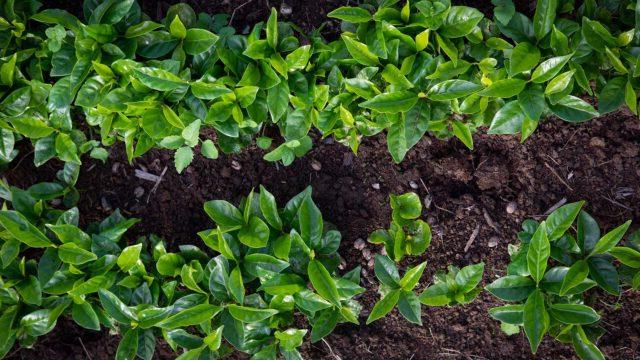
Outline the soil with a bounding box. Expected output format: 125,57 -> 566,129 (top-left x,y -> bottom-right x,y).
6,1 -> 640,359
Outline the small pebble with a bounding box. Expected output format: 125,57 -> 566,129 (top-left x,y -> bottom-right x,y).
310,160 -> 322,171
380,247 -> 387,256
362,248 -> 372,260
111,163 -> 120,174
280,3 -> 292,15
506,202 -> 517,214
488,237 -> 499,248
231,161 -> 241,170
354,238 -> 366,250
101,197 -> 112,211
424,195 -> 432,209
134,187 -> 145,198
367,258 -> 375,268
50,199 -> 61,206
409,181 -> 419,189
372,183 -> 380,190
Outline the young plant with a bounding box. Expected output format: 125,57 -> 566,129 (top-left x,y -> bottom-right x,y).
369,192 -> 431,262
366,254 -> 427,325
610,229 -> 640,290
101,186 -> 364,359
0,183 -> 140,357
419,262 -> 485,307
486,201 -> 632,359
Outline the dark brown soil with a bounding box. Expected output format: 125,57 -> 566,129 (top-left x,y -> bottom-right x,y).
7,1 -> 640,360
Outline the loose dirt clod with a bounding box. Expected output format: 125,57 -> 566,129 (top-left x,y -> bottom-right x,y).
311,160 -> 322,171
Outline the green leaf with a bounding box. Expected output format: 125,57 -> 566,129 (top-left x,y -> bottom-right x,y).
55,133 -> 80,164
530,54 -> 572,83
588,257 -> 619,295
227,305 -> 278,323
237,216 -> 270,248
374,254 -> 400,287
397,291 -> 422,325
117,244 -> 142,272
523,289 -> 549,354
156,253 -> 185,276
390,192 -> 422,219
328,7 -> 371,23
455,262 -> 485,293
527,221 -> 549,284
359,91 -> 418,113
545,70 -> 574,95
609,247 -> 640,268
58,243 -> 97,265
533,0 -> 558,40
546,201 -> 584,241
204,200 -> 243,229
572,326 -> 605,360
158,304 -> 222,329
366,289 -> 400,324
582,18 -> 617,52
488,101 -> 525,134
259,186 -> 282,230
452,120 -> 473,150
310,308 -> 339,342
399,261 -> 427,291
599,77 -> 626,114
174,147 -> 194,174
428,80 -> 482,101
134,67 -> 187,91
0,211 -> 53,247
184,29 -> 218,55
518,86 -> 546,121
549,304 -> 600,325
201,140 -> 219,159
440,6 -> 484,38
308,260 -> 340,306
559,260 -> 589,296
590,221 -> 632,256
549,96 -> 599,123
478,78 -> 527,98
98,289 -> 137,324
267,81 -> 289,122
170,15 -> 187,39
488,304 -> 524,325
72,302 -> 100,331
267,8 -> 278,49
486,275 -> 535,301
341,35 -> 379,66
116,328 -> 139,360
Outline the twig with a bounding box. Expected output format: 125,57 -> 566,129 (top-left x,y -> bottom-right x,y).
146,166 -> 168,203
229,0 -> 254,26
78,337 -> 92,360
435,204 -> 454,215
321,338 -> 342,360
560,129 -> 580,151
601,195 -> 632,211
9,149 -> 34,171
482,208 -> 498,232
464,224 -> 481,253
544,198 -> 567,215
544,162 -> 573,191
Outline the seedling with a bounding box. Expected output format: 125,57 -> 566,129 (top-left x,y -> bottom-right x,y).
369,192 -> 432,262
486,201 -> 632,359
